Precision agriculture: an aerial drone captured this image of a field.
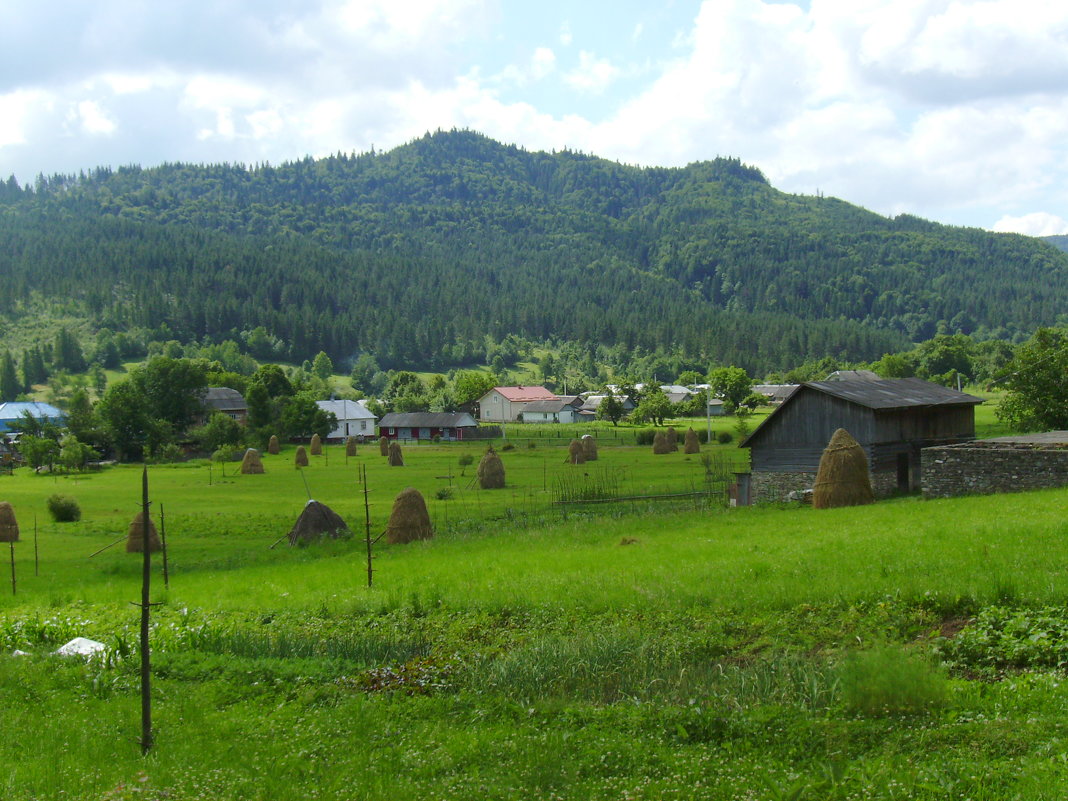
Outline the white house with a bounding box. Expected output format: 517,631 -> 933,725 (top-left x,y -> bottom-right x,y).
317,399 -> 377,441
519,397 -> 584,423
477,386 -> 558,423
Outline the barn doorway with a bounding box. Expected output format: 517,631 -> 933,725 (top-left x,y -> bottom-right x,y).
896,452 -> 910,491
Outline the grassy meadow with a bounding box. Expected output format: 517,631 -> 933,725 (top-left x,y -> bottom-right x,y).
1,436 -> 1067,800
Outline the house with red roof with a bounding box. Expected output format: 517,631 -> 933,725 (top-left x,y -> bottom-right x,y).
477,385 -> 558,422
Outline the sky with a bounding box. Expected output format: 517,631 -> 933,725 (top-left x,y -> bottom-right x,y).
2,0 -> 1068,235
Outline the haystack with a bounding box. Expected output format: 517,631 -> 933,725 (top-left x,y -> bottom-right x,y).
652,430 -> 673,454
477,447 -> 505,489
125,511 -> 162,553
310,433 -> 322,455
813,428 -> 875,509
379,436 -> 389,456
388,441 -> 404,466
384,488 -> 433,544
684,428 -> 700,454
240,448 -> 264,474
666,427 -> 679,452
0,502 -> 19,543
567,439 -> 586,465
295,446 -> 309,467
287,500 -> 351,546
581,434 -> 598,461
267,435 -> 280,455
345,437 -> 358,457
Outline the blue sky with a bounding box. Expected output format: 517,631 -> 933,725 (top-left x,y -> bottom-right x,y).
2,0 -> 1067,235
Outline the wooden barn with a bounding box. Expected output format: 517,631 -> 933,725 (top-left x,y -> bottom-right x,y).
738,378 -> 983,503
377,412 -> 478,441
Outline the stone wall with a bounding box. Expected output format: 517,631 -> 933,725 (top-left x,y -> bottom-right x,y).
922,443 -> 1068,499
751,468 -> 899,504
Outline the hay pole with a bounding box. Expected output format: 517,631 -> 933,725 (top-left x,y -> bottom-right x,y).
8,541 -> 14,595
300,468 -> 313,501
89,535 -> 127,558
137,465 -> 154,756
159,504 -> 169,590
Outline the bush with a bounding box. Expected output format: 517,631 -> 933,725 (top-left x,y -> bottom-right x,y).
47,494 -> 81,523
634,430 -> 656,446
501,442 -> 515,451
716,431 -> 734,444
146,444 -> 184,464
458,454 -> 474,467
435,487 -> 454,500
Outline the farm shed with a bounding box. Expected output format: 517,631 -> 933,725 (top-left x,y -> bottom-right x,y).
478,386 -> 558,422
317,399 -> 377,441
922,431 -> 1068,499
738,378 -> 983,503
378,412 -> 478,441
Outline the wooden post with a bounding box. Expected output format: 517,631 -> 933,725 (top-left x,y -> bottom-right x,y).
160,503 -> 169,590
9,541 -> 15,595
362,465 -> 373,587
139,466 -> 153,755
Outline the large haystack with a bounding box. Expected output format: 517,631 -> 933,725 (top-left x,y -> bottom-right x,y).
388,441 -> 404,466
0,502 -> 19,543
652,430 -> 673,454
581,435 -> 598,462
240,448 -> 265,475
684,428 -> 700,454
125,511 -> 162,553
267,435 -> 280,455
294,446 -> 309,467
666,427 -> 679,452
384,488 -> 433,544
813,428 -> 875,509
379,436 -> 389,456
309,433 -> 323,455
477,447 -> 505,489
287,500 -> 351,546
345,437 -> 358,457
567,439 -> 586,465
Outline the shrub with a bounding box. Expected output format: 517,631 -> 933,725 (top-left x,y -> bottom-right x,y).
458,454 -> 474,467
716,431 -> 733,444
501,442 -> 515,451
634,430 -> 656,446
435,487 -> 454,500
147,444 -> 184,464
47,494 -> 81,523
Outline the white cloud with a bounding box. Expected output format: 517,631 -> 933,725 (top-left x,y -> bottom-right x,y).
992,212 -> 1068,237
531,47 -> 556,80
0,90 -> 49,148
559,20 -> 572,47
563,51 -> 620,94
74,100 -> 117,135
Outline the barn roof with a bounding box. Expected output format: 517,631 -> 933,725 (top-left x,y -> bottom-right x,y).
740,378 -> 983,448
488,386 -> 558,402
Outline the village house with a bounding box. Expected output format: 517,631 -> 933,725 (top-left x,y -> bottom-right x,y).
0,401 -> 66,432
738,377 -> 983,504
378,412 -> 479,441
477,385 -> 558,423
519,396 -> 584,423
317,399 -> 377,441
200,387 -> 248,424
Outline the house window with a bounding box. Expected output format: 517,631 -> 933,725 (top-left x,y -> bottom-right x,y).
360,421 -> 367,430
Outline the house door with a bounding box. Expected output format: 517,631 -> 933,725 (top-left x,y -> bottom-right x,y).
896,453 -> 910,492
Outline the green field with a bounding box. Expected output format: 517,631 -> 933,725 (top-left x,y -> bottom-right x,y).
1,440 -> 1067,800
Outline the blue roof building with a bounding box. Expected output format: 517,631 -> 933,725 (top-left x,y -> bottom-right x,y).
0,401 -> 66,432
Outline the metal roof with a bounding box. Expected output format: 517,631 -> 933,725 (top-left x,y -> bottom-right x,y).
801,377 -> 984,410
0,401 -> 65,420
378,412 -> 478,428
317,399 -> 376,420
521,399 -> 577,413
488,386 -> 558,402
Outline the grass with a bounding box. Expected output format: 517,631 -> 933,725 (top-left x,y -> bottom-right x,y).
0,440 -> 1067,799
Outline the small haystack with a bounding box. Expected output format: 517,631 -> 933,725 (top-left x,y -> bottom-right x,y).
684,428 -> 700,454
0,502 -> 19,543
310,433 -> 323,455
379,436 -> 389,456
567,439 -> 586,465
581,434 -> 598,461
287,500 -> 351,546
125,511 -> 162,553
267,435 -> 280,455
652,430 -> 673,454
345,437 -> 358,457
477,447 -> 505,489
388,441 -> 404,466
666,427 -> 679,452
240,448 -> 265,475
384,488 -> 433,544
813,428 -> 875,509
295,446 -> 309,467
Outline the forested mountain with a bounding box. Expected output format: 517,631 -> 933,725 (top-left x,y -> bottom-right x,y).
1,129 -> 1065,374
